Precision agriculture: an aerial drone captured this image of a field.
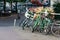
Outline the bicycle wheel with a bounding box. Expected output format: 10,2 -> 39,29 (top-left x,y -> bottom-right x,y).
19,18 -> 27,30
20,21 -> 25,30
41,23 -> 51,35
42,26 -> 51,35
51,22 -> 60,37
31,25 -> 40,33
31,22 -> 38,32
19,19 -> 24,27
27,20 -> 34,32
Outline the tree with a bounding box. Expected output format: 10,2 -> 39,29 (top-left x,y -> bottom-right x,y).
53,2 -> 60,13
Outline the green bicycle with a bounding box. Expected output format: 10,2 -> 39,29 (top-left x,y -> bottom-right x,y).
31,13 -> 51,35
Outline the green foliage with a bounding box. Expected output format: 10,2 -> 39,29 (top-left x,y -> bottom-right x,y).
53,2 -> 60,13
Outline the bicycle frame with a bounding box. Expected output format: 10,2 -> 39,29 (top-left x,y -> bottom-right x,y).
20,8 -> 34,30
32,13 -> 51,32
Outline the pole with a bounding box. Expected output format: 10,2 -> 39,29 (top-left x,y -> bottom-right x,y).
14,19 -> 16,27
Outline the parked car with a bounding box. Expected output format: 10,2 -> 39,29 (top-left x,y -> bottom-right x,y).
0,2 -> 4,13
0,2 -> 11,15
17,2 -> 26,14
24,2 -> 39,8
17,2 -> 38,14
11,2 -> 39,14
5,2 -> 11,14
12,2 -> 16,13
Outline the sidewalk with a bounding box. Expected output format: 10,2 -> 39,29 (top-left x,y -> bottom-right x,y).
14,27 -> 60,40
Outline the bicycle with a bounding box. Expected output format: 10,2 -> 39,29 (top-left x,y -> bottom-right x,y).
19,7 -> 34,30
31,13 -> 51,34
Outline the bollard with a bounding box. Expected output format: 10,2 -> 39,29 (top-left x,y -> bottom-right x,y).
14,19 -> 16,27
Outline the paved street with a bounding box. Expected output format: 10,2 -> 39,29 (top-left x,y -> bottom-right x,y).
0,14 -> 24,40
0,14 -> 60,40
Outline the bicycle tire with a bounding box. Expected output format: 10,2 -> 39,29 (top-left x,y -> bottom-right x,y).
19,18 -> 27,30
19,19 -> 24,27
51,22 -> 60,37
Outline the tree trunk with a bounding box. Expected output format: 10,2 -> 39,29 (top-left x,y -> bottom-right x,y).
11,0 -> 12,13
16,1 -> 20,19
4,0 -> 6,13
16,1 -> 17,13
